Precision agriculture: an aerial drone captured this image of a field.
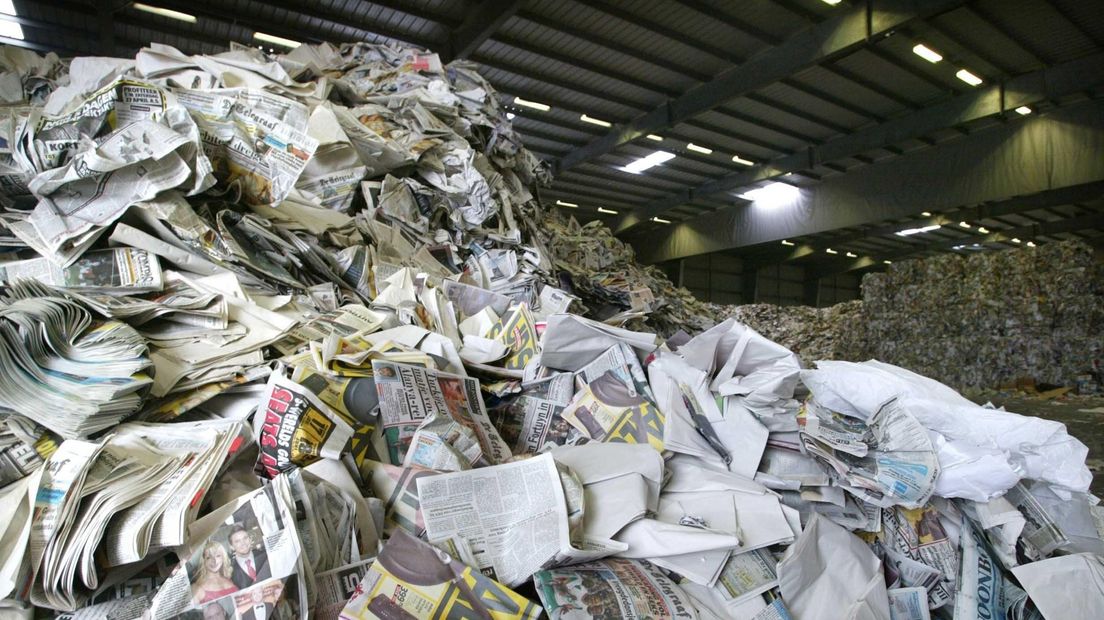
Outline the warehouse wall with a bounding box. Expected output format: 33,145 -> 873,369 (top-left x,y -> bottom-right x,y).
658,256 -> 859,307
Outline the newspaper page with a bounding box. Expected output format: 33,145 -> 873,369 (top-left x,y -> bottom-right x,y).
954,518 -> 1007,620
888,587 -> 931,620
882,505 -> 957,608
147,474 -> 306,619
253,372 -> 354,478
1002,483 -> 1070,560
372,360 -> 510,466
561,371 -> 665,451
314,558 -> 376,620
0,248 -> 163,292
340,529 -> 541,620
533,558 -> 698,620
715,549 -> 779,605
416,453 -> 571,586
359,459 -> 439,537
487,303 -> 539,370
173,87 -> 319,206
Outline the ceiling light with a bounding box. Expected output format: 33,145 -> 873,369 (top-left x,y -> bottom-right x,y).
254,32 -> 301,48
826,248 -> 838,255
781,240 -> 795,246
506,112 -> 515,120
977,226 -> 990,233
652,217 -> 671,224
132,3 -> 197,22
883,260 -> 892,265
1010,237 -> 1021,243
513,97 -> 550,111
731,155 -> 754,166
686,143 -> 713,155
555,200 -> 577,208
0,0 -> 14,16
620,151 -> 676,174
895,224 -> 942,236
1026,241 -> 1036,247
955,69 -> 983,86
959,221 -> 971,228
597,207 -> 618,215
846,252 -> 857,258
646,134 -> 663,141
912,44 -> 943,63
921,211 -> 932,217
740,182 -> 799,206
821,0 -> 842,5
580,114 -> 611,127
1014,106 -> 1032,115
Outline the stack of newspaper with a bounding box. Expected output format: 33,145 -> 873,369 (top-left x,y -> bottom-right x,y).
0,35 -> 1101,620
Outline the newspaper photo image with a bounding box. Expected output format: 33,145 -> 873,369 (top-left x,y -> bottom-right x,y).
533,558 -> 698,620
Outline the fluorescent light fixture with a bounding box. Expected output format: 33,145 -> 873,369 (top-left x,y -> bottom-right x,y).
0,0 -> 14,15
513,97 -> 550,111
781,240 -> 795,246
912,44 -> 943,63
846,251 -> 857,258
0,18 -> 21,40
620,150 -> 676,174
254,32 -> 301,48
1014,106 -> 1032,115
646,134 -> 663,141
506,112 -> 515,120
895,224 -> 942,236
822,0 -> 842,4
652,217 -> 671,224
825,248 -> 838,255
731,155 -> 754,166
1026,241 -> 1036,247
132,3 -> 197,22
977,226 -> 990,233
686,143 -> 713,155
580,114 -> 611,127
959,221 -> 971,228
883,260 -> 892,265
956,69 -> 983,86
555,200 -> 577,208
740,182 -> 799,205
921,211 -> 932,217
1011,237 -> 1021,243
597,207 -> 618,215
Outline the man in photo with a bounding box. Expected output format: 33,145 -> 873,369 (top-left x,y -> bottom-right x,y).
240,587 -> 274,620
229,526 -> 270,589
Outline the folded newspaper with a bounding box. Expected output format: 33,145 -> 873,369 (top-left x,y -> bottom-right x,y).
0,36 -> 1099,620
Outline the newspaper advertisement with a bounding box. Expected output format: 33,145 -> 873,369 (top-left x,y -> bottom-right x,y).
253,372 -> 354,478
372,360 -> 510,466
314,558 -> 376,620
561,371 -> 664,451
173,87 -> 318,206
340,529 -> 541,620
416,453 -> 571,586
147,475 -> 307,619
487,303 -> 539,370
0,248 -> 163,293
882,505 -> 957,608
533,558 -> 698,620
716,549 -> 778,605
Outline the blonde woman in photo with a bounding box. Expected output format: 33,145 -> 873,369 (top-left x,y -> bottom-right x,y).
191,541 -> 238,605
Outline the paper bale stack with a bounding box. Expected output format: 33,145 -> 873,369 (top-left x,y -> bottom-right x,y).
0,37 -> 1101,620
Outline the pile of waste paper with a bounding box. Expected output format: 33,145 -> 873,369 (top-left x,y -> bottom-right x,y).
1,40 -> 1102,620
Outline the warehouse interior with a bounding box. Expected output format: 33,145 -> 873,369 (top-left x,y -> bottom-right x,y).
14,0 -> 1104,305
2,0 -> 1104,618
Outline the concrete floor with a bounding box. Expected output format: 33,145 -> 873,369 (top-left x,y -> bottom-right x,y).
971,394 -> 1104,496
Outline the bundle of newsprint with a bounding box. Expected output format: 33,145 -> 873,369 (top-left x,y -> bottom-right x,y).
0,41 -> 1102,620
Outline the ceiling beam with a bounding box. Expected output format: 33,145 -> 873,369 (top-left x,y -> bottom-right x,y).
555,0 -> 967,176
443,0 -> 524,62
613,50 -> 1104,234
